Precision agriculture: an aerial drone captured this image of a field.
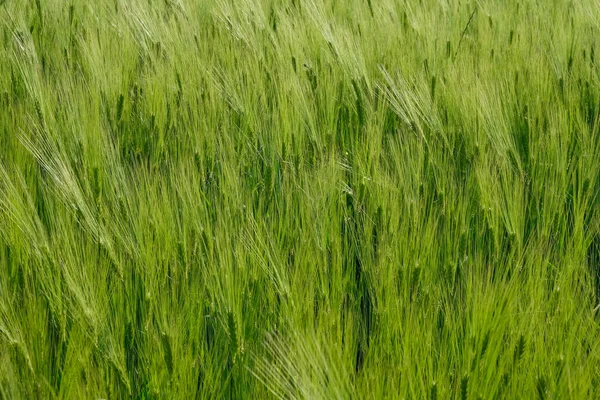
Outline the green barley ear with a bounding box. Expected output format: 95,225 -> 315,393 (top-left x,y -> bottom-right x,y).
228,311 -> 239,362
480,331 -> 490,358
116,93 -> 125,123
68,4 -> 75,26
460,375 -> 469,400
536,376 -> 548,400
568,53 -> 573,73
92,166 -> 101,198
410,266 -> 421,297
514,335 -> 525,364
160,332 -> 173,375
34,0 -> 43,25
430,381 -> 437,400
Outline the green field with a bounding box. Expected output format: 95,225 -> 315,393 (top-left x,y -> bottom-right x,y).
1,0 -> 600,398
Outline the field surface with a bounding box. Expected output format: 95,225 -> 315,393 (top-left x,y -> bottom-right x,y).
1,0 -> 600,398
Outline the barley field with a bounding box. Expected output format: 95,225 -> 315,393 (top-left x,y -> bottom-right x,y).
1,0 -> 600,398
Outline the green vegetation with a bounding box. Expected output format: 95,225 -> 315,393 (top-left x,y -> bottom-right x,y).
1,0 -> 600,398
